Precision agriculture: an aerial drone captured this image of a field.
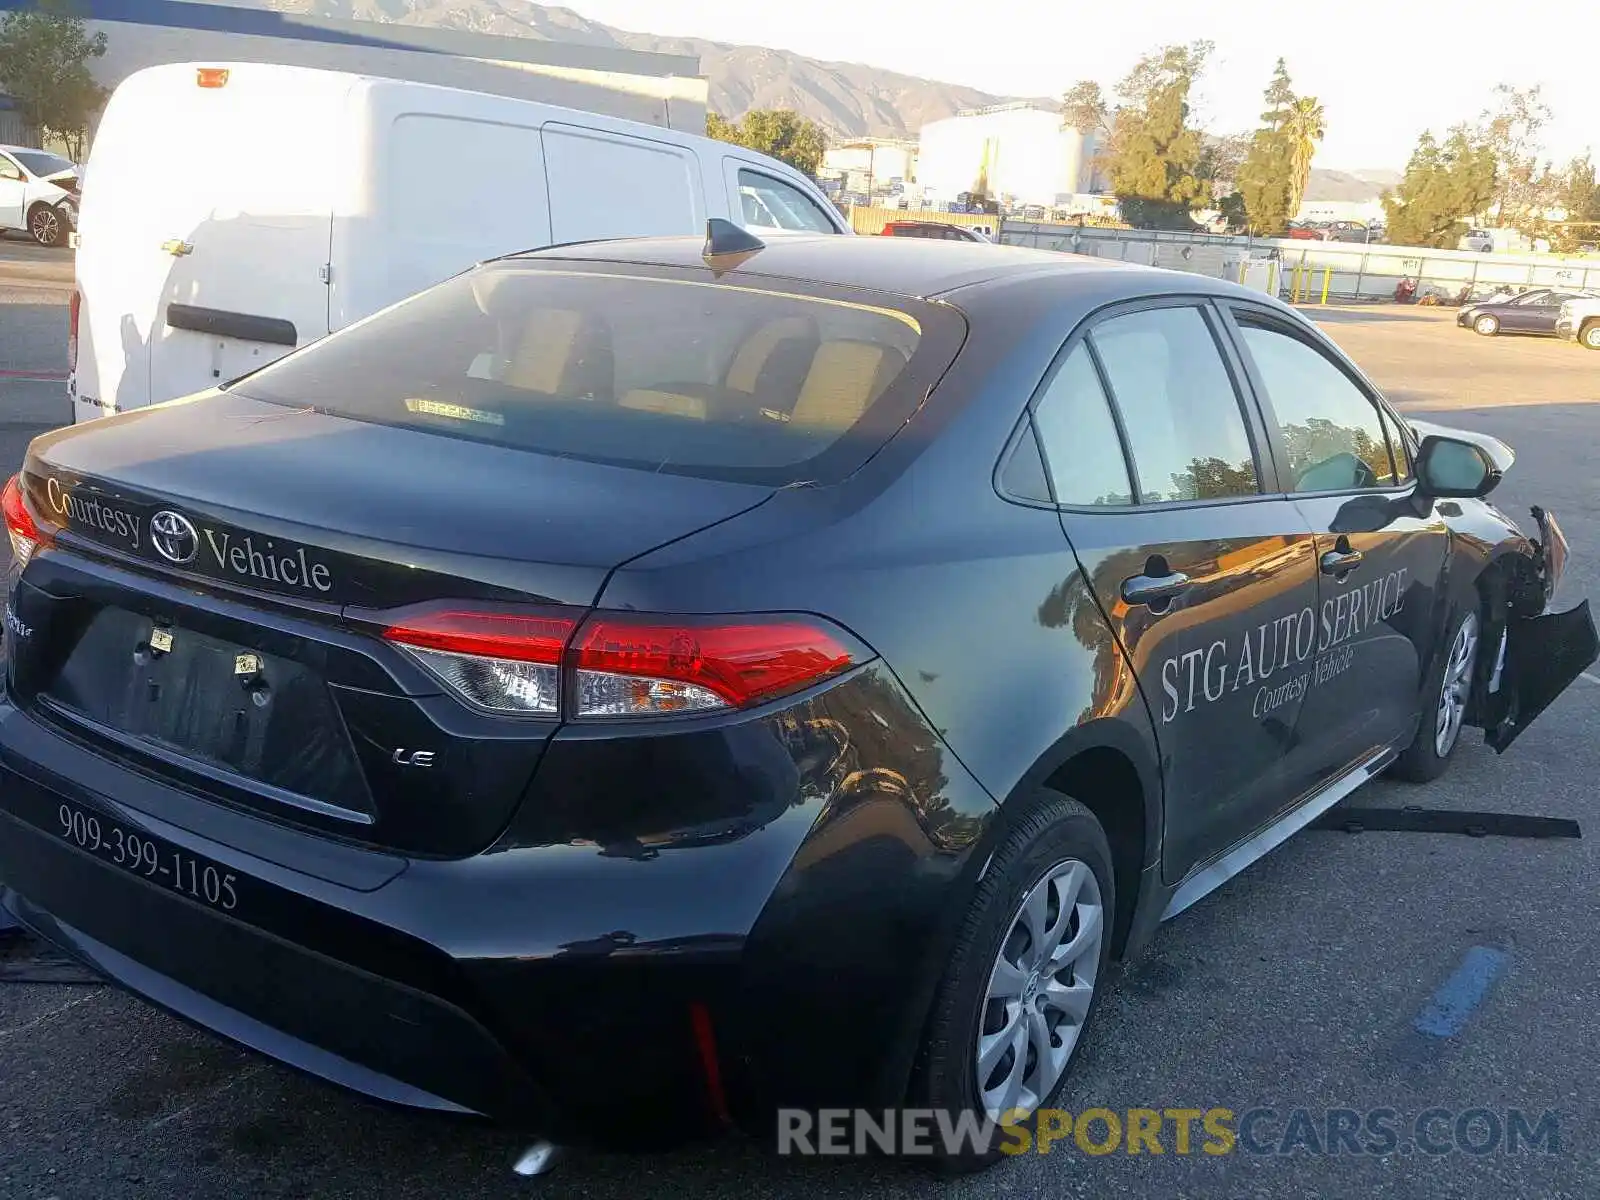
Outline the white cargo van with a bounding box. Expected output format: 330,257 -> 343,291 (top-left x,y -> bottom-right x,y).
70,62 -> 848,422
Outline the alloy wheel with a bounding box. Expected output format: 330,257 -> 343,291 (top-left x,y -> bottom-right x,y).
975,858 -> 1103,1122
30,208 -> 60,247
1584,324 -> 1600,350
1434,610 -> 1479,757
1474,315 -> 1498,336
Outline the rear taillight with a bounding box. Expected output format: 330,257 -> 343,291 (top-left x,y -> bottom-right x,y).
384,610 -> 574,715
382,607 -> 864,719
196,67 -> 230,88
68,289 -> 80,373
2,474 -> 51,569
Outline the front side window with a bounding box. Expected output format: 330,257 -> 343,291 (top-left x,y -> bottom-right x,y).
11,150 -> 73,177
1088,306 -> 1260,504
737,169 -> 837,233
1235,317 -> 1399,492
229,263 -> 962,487
0,157 -> 22,182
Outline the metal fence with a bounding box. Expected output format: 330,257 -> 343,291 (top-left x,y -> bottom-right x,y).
997,221 -> 1600,303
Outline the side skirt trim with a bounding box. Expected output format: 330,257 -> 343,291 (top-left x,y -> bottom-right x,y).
1160,749 -> 1392,921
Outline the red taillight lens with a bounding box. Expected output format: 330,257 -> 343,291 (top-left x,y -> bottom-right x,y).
196,67 -> 230,88
378,607 -> 864,719
572,615 -> 859,716
383,609 -> 578,715
68,290 -> 80,373
2,474 -> 50,568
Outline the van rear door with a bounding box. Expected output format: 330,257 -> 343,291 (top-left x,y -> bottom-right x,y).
74,64 -> 350,420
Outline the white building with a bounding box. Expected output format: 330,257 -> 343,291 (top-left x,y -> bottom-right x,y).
916,103 -> 1099,208
821,138 -> 917,193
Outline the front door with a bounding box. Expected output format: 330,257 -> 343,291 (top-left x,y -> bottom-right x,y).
1222,304 -> 1449,794
0,155 -> 25,230
1034,301 -> 1323,882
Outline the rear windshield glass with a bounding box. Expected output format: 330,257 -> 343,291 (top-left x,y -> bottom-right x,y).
13,151 -> 74,176
231,264 -> 961,486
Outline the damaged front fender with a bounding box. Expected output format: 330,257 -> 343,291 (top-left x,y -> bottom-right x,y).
1481,599 -> 1598,752
1475,506 -> 1597,753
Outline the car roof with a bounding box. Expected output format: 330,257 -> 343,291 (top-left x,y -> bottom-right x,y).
513,233 -> 1153,301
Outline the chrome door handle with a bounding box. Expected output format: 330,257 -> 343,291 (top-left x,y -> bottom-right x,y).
1121,571 -> 1192,607
1320,548 -> 1364,575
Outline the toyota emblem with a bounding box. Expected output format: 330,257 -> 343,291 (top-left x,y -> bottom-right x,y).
149,510 -> 199,565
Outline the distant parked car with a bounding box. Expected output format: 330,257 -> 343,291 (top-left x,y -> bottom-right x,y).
1323,220 -> 1375,243
1284,221 -> 1326,241
880,220 -> 991,243
1457,287 -> 1596,337
1459,229 -> 1495,253
0,146 -> 79,247
1556,295 -> 1600,349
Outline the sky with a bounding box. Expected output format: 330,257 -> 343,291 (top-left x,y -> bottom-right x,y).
566,0 -> 1597,172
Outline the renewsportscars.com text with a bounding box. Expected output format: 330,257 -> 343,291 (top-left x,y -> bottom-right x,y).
776,1107 -> 1562,1157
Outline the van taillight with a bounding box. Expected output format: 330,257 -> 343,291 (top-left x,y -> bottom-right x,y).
68,289 -> 80,372
196,67 -> 229,88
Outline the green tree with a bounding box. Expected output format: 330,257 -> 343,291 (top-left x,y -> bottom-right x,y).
1062,41 -> 1213,229
704,108 -> 827,177
1563,155 -> 1600,220
1382,127 -> 1498,248
1235,59 -> 1310,234
1285,95 -> 1325,216
1481,84 -> 1551,231
0,0 -> 106,160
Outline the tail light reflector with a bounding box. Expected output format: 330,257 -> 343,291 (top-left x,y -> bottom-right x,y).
68,290 -> 80,373
196,67 -> 230,88
2,474 -> 51,569
384,610 -> 576,715
380,607 -> 863,719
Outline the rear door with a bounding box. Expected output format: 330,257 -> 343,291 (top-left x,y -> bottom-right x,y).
1221,303 -> 1449,786
75,66 -> 347,419
1038,300 -> 1323,882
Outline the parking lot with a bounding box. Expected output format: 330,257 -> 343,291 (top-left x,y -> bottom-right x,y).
1,251 -> 1597,1199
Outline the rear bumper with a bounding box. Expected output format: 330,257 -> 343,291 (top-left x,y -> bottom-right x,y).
0,665 -> 997,1141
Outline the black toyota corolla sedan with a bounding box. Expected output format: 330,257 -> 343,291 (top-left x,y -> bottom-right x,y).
1,228 -> 1595,1169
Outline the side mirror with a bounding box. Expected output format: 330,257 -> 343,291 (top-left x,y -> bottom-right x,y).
1415,435 -> 1501,499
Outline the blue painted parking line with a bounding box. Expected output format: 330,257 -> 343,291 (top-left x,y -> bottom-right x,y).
1413,947 -> 1510,1038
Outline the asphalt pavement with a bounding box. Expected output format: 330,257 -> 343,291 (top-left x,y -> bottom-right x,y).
0,271 -> 1597,1199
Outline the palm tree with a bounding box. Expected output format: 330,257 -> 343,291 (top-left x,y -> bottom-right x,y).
1285,96 -> 1326,217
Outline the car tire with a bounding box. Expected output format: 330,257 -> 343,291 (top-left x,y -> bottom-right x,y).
907,792 -> 1114,1173
27,204 -> 66,248
1581,321 -> 1600,351
1473,314 -> 1500,336
1390,600 -> 1484,783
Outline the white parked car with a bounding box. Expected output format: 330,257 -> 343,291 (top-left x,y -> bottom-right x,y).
0,145 -> 79,247
70,61 -> 849,422
1556,296 -> 1600,349
1459,228 -> 1495,253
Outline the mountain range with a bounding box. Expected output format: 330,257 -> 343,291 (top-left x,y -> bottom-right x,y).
257,0 -> 1397,192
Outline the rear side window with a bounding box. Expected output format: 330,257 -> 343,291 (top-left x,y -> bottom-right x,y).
1235,319 -> 1399,492
230,263 -> 963,487
1089,307 -> 1260,504
1031,347 -> 1133,506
